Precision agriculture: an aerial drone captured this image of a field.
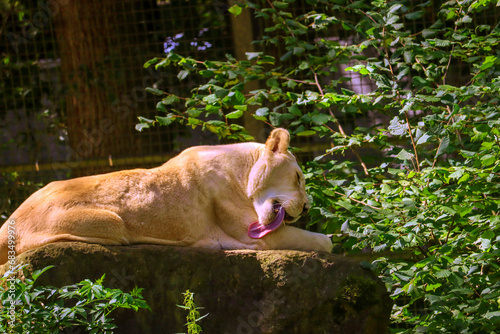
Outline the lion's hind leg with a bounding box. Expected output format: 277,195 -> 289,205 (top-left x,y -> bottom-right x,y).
16,208 -> 131,256
54,208 -> 129,240
24,233 -> 127,251
0,222 -> 9,265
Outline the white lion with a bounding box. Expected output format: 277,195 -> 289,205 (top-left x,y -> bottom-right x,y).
0,128 -> 332,264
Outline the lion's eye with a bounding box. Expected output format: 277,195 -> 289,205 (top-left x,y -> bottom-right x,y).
296,172 -> 301,185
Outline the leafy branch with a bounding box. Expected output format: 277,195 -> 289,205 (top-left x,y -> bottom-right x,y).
140,0 -> 500,331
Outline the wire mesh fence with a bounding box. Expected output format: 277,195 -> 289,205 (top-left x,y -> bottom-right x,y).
1,0 -> 499,217
2,1 -> 500,331
1,0 -> 235,215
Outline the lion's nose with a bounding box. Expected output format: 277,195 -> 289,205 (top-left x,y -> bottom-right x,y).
302,203 -> 310,215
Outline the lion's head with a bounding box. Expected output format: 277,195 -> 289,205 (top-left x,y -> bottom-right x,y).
247,129 -> 310,229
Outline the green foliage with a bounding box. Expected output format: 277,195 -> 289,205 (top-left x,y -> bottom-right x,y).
1,172 -> 42,220
176,290 -> 208,334
0,265 -> 150,333
142,0 -> 500,331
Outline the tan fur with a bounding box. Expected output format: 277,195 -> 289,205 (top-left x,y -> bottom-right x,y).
0,129 -> 332,264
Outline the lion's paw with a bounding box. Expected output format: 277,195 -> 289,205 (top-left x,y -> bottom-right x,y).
315,234 -> 333,253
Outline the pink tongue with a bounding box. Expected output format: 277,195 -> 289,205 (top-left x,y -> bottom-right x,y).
248,205 -> 285,239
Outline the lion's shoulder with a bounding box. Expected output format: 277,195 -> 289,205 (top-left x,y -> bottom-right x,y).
173,142 -> 264,164
183,142 -> 263,154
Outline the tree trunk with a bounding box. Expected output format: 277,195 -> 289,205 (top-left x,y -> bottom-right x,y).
229,1 -> 264,141
54,1 -> 135,175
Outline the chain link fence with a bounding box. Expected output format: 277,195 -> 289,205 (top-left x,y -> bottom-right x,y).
1,0 -> 499,220
1,0 -> 235,216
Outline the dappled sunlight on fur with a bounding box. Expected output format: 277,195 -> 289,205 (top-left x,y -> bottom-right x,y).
0,129 -> 332,264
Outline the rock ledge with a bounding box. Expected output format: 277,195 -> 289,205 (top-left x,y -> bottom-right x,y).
1,242 -> 392,333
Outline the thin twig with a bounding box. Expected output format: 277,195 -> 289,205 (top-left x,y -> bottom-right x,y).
349,0 -> 378,24
314,62 -> 370,176
313,71 -> 324,96
334,191 -> 381,210
380,25 -> 420,172
271,0 -> 371,175
266,0 -> 295,38
327,109 -> 371,176
417,245 -> 429,258
404,111 -> 420,172
279,77 -> 316,85
443,12 -> 460,84
445,221 -> 455,244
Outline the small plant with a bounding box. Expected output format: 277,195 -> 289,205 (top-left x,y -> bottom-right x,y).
176,290 -> 208,334
0,265 -> 150,334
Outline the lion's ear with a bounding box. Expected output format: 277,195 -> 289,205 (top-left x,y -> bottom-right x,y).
265,128 -> 290,154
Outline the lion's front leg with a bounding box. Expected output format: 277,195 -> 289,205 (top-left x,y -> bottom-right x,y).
261,225 -> 333,252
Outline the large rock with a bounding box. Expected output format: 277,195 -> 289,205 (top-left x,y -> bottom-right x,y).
1,242 -> 392,333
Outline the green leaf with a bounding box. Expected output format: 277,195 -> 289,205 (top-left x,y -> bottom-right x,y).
269,112 -> 282,126
481,154 -> 496,167
433,269 -> 451,278
135,123 -> 150,132
228,5 -> 242,16
422,29 -> 437,38
457,173 -> 470,184
255,107 -> 269,117
156,101 -> 167,112
381,184 -> 391,194
416,132 -> 431,145
145,87 -> 164,96
438,205 -> 457,215
480,56 -> 497,71
296,130 -> 317,136
405,11 -> 423,20
177,70 -> 189,81
137,116 -> 154,123
280,50 -> 293,62
155,116 -> 173,126
449,168 -> 464,180
299,61 -> 310,70
226,110 -> 244,119
246,52 -> 262,60
388,117 -> 407,136
396,149 -> 414,160
188,117 -> 201,126
187,108 -> 202,117
413,76 -> 428,87
288,104 -> 302,116
266,77 -> 279,88
272,1 -> 289,9
199,70 -> 214,78
293,46 -> 305,55
232,90 -> 246,104
388,3 -> 403,13
436,136 -> 450,157
234,105 -> 248,112
425,283 -> 442,292
162,95 -> 180,105
482,231 -> 495,240
31,265 -> 55,281
483,311 -> 500,320
258,55 -> 275,64
404,50 -> 414,63
433,39 -> 451,47
311,113 -> 330,125
143,58 -> 159,68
